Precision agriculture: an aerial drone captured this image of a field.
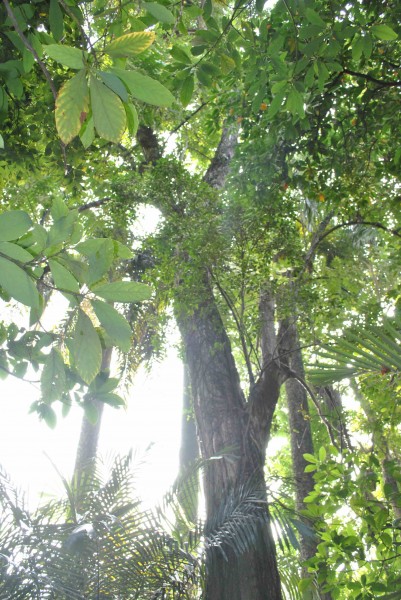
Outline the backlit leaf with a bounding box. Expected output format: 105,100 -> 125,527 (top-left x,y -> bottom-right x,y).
371,24 -> 398,41
70,309 -> 102,384
0,256 -> 39,309
49,258 -> 80,294
92,299 -> 132,352
90,75 -> 126,143
124,102 -> 139,136
92,280 -> 152,303
41,348 -> 66,402
104,32 -> 155,57
98,71 -> 129,102
180,75 -> 194,107
45,44 -> 87,69
0,210 -> 32,241
143,2 -> 175,24
0,241 -> 33,263
56,69 -> 89,144
113,68 -> 175,107
49,0 -> 64,42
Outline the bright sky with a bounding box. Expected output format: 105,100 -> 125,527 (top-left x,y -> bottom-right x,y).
0,348 -> 183,507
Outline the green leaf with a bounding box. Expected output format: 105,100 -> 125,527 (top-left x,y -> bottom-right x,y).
49,258 -> 80,294
319,446 -> 327,462
104,31 -> 155,57
143,2 -> 175,24
0,256 -> 39,309
92,299 -> 132,352
0,134 -> 4,149
303,453 -> 318,463
41,404 -> 57,428
92,280 -> 152,303
56,69 -> 89,144
0,241 -> 33,263
371,24 -> 398,41
79,115 -> 95,148
0,210 -> 32,241
113,68 -> 175,107
45,44 -> 87,69
305,8 -> 325,28
70,309 -> 102,384
97,391 -> 125,407
90,75 -> 126,143
171,45 -> 192,64
51,198 -> 69,220
124,102 -> 139,136
98,71 -> 129,102
285,87 -> 305,118
180,75 -> 194,107
22,48 -> 34,73
41,348 -> 66,402
113,240 -> 134,259
49,0 -> 64,42
75,238 -> 115,285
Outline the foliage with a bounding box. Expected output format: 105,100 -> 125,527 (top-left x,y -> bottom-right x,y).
0,199 -> 151,425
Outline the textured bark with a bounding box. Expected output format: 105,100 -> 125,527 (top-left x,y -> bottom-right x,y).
73,347 -> 112,482
173,126 -> 283,599
176,279 -> 283,600
317,386 -> 351,451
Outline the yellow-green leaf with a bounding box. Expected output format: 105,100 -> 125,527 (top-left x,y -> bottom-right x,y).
55,69 -> 89,144
104,32 -> 155,57
0,210 -> 32,241
143,2 -> 175,24
92,280 -> 152,303
92,299 -> 132,352
90,75 -> 126,143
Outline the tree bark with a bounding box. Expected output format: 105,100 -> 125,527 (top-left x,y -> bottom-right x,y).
177,362 -> 200,524
73,347 -> 113,482
176,279 -> 283,600
281,319 -> 333,600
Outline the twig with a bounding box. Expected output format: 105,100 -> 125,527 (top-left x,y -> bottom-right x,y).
170,101 -> 209,134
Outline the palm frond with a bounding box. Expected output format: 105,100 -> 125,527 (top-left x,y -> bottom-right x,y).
308,315 -> 401,385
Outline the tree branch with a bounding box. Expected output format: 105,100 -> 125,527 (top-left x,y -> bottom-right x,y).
343,68 -> 401,88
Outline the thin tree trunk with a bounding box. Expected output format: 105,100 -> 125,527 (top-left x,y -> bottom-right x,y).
177,362 -> 200,523
281,318 -> 333,600
73,347 -> 113,482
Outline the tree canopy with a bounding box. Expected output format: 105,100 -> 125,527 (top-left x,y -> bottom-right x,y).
1,0 -> 401,598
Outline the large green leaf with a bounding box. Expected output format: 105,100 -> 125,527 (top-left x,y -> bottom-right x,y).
0,210 -> 32,241
90,75 -> 126,143
371,24 -> 398,41
75,237 -> 115,285
92,299 -> 132,352
45,44 -> 87,69
113,68 -> 175,107
41,348 -> 66,403
92,281 -> 152,303
104,32 -> 155,57
49,258 -> 80,294
142,2 -> 175,24
0,241 -> 33,263
70,309 -> 102,384
0,256 -> 39,309
49,0 -> 64,42
56,69 -> 89,144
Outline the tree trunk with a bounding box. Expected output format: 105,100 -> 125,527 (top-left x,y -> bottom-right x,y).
73,347 -> 112,482
176,280 -> 283,600
281,319 -> 333,600
177,362 -> 200,523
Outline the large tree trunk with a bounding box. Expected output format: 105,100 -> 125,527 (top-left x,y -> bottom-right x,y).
176,280 -> 283,600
